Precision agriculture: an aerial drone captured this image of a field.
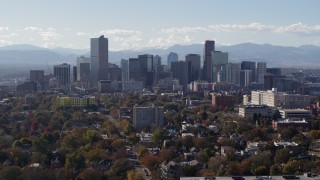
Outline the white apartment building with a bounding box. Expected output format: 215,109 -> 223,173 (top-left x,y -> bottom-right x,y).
251,88 -> 310,108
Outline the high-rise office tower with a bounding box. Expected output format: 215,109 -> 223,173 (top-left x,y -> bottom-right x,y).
73,66 -> 77,82
203,40 -> 215,82
128,58 -> 141,81
167,52 -> 178,69
30,70 -> 44,89
185,54 -> 201,83
138,54 -> 154,87
30,70 -> 44,83
256,62 -> 267,84
121,59 -> 129,81
171,61 -> 187,89
211,51 -> 228,82
54,63 -> 70,87
240,70 -> 252,88
241,61 -> 256,82
153,55 -> 162,71
77,56 -> 91,81
225,63 -> 240,85
91,35 -> 108,87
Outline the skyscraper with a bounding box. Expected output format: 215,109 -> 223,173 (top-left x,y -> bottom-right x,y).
211,51 -> 228,82
167,52 -> 178,69
203,40 -> 215,82
121,59 -> 129,81
153,55 -> 162,71
241,61 -> 256,82
128,58 -> 141,81
91,35 -> 108,87
54,63 -> 70,87
138,54 -> 154,87
171,61 -> 187,89
225,63 -> 240,85
77,56 -> 91,81
185,54 -> 201,83
240,70 -> 252,88
30,70 -> 44,90
256,62 -> 267,84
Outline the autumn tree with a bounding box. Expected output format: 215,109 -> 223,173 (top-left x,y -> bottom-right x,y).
274,148 -> 292,164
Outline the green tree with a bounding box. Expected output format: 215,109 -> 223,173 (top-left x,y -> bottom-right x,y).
152,127 -> 165,145
85,129 -> 101,144
65,151 -> 85,169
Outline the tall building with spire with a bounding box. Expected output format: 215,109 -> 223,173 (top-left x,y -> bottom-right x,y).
91,35 -> 108,87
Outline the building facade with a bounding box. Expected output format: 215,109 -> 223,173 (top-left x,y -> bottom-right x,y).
133,105 -> 164,129
91,35 -> 108,87
203,40 -> 215,82
53,63 -> 70,87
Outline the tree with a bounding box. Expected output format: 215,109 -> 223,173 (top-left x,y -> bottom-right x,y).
107,158 -> 133,178
140,153 -> 159,169
65,151 -> 85,169
85,129 -> 101,144
255,166 -> 269,175
249,151 -> 272,170
270,164 -> 282,175
274,148 -> 291,164
78,168 -> 104,180
152,127 -> 165,145
0,166 -> 22,180
280,127 -> 299,141
127,170 -> 143,180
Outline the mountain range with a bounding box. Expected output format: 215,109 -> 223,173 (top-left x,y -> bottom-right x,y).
0,43 -> 320,71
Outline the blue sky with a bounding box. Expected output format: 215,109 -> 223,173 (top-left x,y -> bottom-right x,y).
0,0 -> 319,50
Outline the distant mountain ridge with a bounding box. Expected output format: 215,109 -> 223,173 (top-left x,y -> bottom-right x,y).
0,43 -> 319,69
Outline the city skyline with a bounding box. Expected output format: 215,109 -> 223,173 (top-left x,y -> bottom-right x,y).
0,0 -> 320,50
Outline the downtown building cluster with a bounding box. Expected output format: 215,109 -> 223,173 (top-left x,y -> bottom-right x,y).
18,37 -> 318,96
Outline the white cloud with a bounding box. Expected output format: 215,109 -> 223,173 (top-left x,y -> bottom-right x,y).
0,33 -> 17,38
0,39 -> 13,46
0,27 -> 9,31
98,29 -> 143,50
148,34 -> 193,48
99,29 -> 142,36
272,22 -> 320,35
77,32 -> 90,36
24,26 -> 43,32
160,23 -> 320,36
39,29 -> 61,41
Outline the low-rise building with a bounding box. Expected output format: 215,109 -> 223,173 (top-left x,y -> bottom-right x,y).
238,105 -> 271,118
57,95 -> 97,107
279,109 -> 312,120
272,118 -> 309,131
212,93 -> 235,109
